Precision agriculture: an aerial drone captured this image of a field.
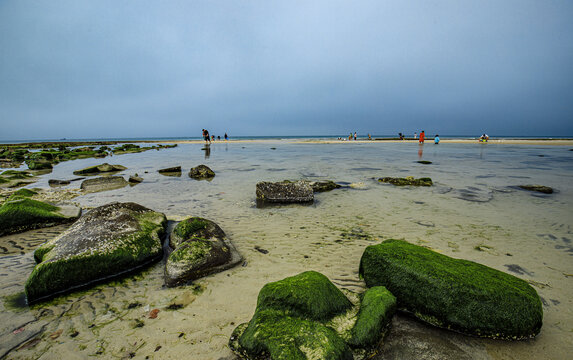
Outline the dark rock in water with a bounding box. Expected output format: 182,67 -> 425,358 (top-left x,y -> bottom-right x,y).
80,176 -> 128,193
359,239 -> 543,340
128,175 -> 144,184
73,163 -> 127,176
25,202 -> 167,303
417,160 -> 432,164
378,176 -> 433,186
165,217 -> 242,287
189,164 -> 215,180
0,189 -> 80,236
229,271 -> 396,359
158,166 -> 181,174
518,185 -> 554,194
254,246 -> 269,254
304,180 -> 341,192
48,179 -> 71,186
256,180 -> 314,205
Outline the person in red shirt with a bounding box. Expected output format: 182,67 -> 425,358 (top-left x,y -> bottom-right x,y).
419,131 -> 425,143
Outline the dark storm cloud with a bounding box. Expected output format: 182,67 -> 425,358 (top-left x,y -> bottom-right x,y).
1,0 -> 572,140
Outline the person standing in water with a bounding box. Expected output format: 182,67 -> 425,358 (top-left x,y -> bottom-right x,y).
419,131 -> 425,143
434,134 -> 440,144
224,133 -> 228,141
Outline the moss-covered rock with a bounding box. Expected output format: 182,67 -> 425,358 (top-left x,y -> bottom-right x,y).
73,163 -> 127,176
165,217 -> 242,287
359,239 -> 543,340
348,286 -> 396,348
0,170 -> 37,188
0,194 -> 80,236
188,164 -> 215,179
230,271 -> 396,359
378,176 -> 433,186
25,202 -> 167,303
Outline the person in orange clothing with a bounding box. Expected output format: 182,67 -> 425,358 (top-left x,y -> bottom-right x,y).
419,130 -> 425,143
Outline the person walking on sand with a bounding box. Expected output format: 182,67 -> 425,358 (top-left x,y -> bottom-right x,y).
419,131 -> 425,144
434,134 -> 440,144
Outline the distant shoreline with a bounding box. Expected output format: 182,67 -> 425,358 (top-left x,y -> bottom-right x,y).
1,138 -> 573,147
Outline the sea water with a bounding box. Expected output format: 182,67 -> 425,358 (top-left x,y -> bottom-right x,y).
1,140 -> 572,359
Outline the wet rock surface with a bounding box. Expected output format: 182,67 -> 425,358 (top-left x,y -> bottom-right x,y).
25,202 -> 167,303
73,163 -> 127,176
80,176 -> 128,193
378,177 -> 433,186
165,217 -> 242,287
188,165 -> 215,180
256,180 -> 314,205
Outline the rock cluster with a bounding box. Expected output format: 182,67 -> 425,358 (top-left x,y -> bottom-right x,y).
230,271 -> 396,359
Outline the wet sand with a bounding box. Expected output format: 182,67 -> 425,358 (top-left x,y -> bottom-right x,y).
1,141 -> 572,359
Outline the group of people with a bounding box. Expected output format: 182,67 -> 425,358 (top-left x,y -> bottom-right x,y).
413,130 -> 440,144
339,132 -> 372,141
202,129 -> 228,144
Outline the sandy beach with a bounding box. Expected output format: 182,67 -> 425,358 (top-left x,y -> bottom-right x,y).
1,140 -> 572,359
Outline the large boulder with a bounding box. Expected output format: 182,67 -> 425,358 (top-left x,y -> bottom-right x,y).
256,180 -> 314,205
0,189 -> 80,236
165,217 -> 242,287
189,164 -> 215,179
73,163 -> 127,176
80,176 -> 128,193
359,239 -> 543,340
229,271 -> 396,359
25,202 -> 167,303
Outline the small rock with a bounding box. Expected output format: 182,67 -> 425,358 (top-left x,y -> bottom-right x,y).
48,179 -> 71,186
518,185 -> 554,194
255,246 -> 269,254
128,175 -> 143,184
148,309 -> 160,319
189,165 -> 215,180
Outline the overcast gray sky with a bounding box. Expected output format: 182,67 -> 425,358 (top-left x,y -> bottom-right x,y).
1,0 -> 572,140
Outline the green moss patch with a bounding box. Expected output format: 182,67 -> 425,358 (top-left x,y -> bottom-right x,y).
237,309 -> 353,360
256,271 -> 352,322
0,198 -> 66,236
349,286 -> 396,348
25,202 -> 167,303
173,217 -> 208,239
359,239 -> 543,339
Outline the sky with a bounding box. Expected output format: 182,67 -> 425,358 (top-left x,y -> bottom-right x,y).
1,0 -> 572,140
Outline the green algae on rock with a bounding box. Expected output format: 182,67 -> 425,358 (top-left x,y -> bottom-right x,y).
165,217 -> 242,287
359,239 -> 543,340
0,191 -> 80,236
230,271 -> 396,359
348,286 -> 396,348
188,164 -> 215,180
378,176 -> 433,186
25,202 -> 167,303
73,163 -> 127,176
